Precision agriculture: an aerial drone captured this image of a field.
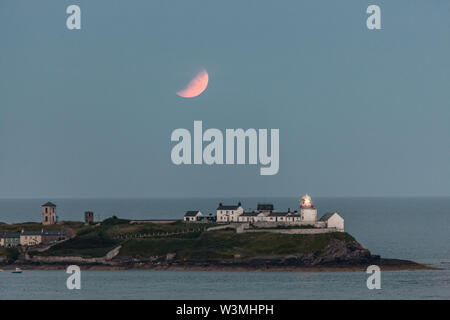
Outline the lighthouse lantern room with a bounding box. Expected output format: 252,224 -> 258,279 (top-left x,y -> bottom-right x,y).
300,194 -> 317,222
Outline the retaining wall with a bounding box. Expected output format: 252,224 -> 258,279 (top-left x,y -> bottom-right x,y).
242,228 -> 343,235
207,223 -> 249,233
252,221 -> 327,228
29,245 -> 122,264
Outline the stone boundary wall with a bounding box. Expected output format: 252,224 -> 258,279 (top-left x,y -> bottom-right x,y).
114,227 -> 208,240
130,220 -> 180,224
242,228 -> 343,235
252,221 -> 327,228
207,223 -> 342,234
183,220 -> 217,224
207,223 -> 249,233
29,245 -> 122,264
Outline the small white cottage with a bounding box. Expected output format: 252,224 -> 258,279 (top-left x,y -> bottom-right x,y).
184,210 -> 203,222
319,212 -> 344,231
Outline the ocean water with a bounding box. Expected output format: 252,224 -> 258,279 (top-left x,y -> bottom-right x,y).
0,268 -> 449,300
0,197 -> 449,299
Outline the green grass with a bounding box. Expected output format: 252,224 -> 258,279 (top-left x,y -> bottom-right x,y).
100,221 -> 216,239
100,216 -> 130,226
118,230 -> 355,260
37,236 -> 119,258
28,220 -> 215,258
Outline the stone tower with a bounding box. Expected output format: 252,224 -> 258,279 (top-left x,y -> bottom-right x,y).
42,202 -> 57,225
84,211 -> 94,225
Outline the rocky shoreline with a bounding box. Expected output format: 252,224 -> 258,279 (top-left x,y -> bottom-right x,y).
0,237 -> 437,272
0,258 -> 436,272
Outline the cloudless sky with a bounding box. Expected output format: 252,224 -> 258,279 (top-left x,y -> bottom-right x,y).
1,0 -> 450,198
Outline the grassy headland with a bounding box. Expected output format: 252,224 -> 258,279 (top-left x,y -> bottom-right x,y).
118,231 -> 355,260
0,217 -> 434,271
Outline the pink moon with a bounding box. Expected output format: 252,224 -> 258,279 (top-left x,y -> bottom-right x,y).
176,69 -> 209,98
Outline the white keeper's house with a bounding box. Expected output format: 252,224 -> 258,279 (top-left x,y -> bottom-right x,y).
216,202 -> 244,222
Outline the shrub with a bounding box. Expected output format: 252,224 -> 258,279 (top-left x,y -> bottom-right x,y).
4,247 -> 20,261
101,216 -> 130,226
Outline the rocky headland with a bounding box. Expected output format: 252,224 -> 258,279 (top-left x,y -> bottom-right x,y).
0,218 -> 435,271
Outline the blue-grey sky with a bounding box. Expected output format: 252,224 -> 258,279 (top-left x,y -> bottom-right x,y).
1,0 -> 450,198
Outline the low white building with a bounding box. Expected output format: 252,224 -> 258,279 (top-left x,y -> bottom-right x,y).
20,231 -> 43,246
319,212 -> 344,231
265,212 -> 286,222
184,210 -> 203,222
263,212 -> 303,223
238,211 -> 266,223
216,202 -> 244,222
256,204 -> 274,215
286,213 -> 302,223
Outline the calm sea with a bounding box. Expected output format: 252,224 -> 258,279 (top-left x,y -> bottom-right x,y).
0,197 -> 449,299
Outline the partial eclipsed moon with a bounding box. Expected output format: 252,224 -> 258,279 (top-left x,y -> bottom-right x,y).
176,69 -> 209,98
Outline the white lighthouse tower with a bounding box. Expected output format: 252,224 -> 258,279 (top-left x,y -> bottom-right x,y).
300,194 -> 317,223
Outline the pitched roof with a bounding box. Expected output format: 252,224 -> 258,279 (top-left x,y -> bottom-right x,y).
257,204 -> 274,211
268,212 -> 289,217
2,233 -> 20,238
21,231 -> 42,236
287,213 -> 301,217
42,201 -> 56,207
184,211 -> 201,217
240,211 -> 258,217
21,230 -> 67,236
319,213 -> 336,221
217,203 -> 242,210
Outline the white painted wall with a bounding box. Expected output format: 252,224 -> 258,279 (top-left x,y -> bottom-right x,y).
326,213 -> 344,230
300,208 -> 317,222
217,206 -> 244,222
184,211 -> 203,222
20,235 -> 42,246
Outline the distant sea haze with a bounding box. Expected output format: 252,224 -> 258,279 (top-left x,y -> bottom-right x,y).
0,197 -> 449,262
